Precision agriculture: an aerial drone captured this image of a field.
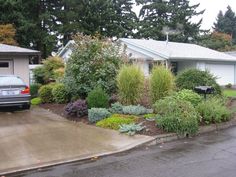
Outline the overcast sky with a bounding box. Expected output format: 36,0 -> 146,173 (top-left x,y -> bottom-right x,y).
190,0 -> 236,30
133,0 -> 236,30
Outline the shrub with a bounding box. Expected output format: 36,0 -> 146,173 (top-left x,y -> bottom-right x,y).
176,69 -> 221,94
38,84 -> 54,103
122,105 -> 153,115
30,83 -> 41,98
33,56 -> 64,84
173,89 -> 202,107
86,87 -> 109,108
225,83 -> 232,89
96,114 -> 138,130
119,123 -> 145,136
52,84 -> 70,104
117,65 -> 144,105
196,98 -> 232,124
143,114 -> 157,120
88,108 -> 111,123
64,99 -> 88,118
31,97 -> 42,105
64,34 -> 123,98
109,102 -> 123,114
150,65 -> 175,102
154,97 -> 199,136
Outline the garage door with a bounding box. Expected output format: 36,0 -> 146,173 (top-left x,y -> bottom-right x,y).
206,64 -> 234,85
0,60 -> 13,75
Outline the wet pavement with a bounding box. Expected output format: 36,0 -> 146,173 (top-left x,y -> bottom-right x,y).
0,107 -> 152,174
9,126 -> 236,177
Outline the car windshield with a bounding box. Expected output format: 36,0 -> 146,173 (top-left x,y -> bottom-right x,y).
0,76 -> 25,86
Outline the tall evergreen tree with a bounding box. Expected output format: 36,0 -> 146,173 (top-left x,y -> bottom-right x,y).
136,0 -> 204,42
213,6 -> 236,43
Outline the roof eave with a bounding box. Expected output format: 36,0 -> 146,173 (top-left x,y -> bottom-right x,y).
170,57 -> 236,62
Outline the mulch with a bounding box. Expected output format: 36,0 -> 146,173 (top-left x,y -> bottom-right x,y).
39,103 -> 164,136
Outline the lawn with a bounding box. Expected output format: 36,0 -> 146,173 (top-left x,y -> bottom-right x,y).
223,89 -> 236,97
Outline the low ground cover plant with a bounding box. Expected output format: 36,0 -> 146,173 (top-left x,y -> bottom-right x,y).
96,114 -> 138,130
64,99 -> 88,118
88,108 -> 111,123
109,102 -> 123,114
176,69 -> 221,95
196,98 -> 232,124
143,113 -> 157,120
122,105 -> 153,115
31,97 -> 42,105
117,65 -> 144,105
87,86 -> 109,108
150,65 -> 175,103
119,123 -> 145,136
154,97 -> 200,136
173,89 -> 202,107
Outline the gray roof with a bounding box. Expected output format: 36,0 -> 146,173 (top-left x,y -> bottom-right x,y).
225,51 -> 236,57
0,43 -> 40,55
119,38 -> 236,62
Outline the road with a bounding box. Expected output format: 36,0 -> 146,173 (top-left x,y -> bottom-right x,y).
8,127 -> 236,177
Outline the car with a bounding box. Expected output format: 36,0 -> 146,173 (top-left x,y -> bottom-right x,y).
0,75 -> 31,109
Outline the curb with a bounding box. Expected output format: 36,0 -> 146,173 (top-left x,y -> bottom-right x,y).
147,118 -> 236,146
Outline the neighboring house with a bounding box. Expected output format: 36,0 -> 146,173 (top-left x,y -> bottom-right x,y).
58,38 -> 236,86
0,44 -> 40,85
57,40 -> 75,62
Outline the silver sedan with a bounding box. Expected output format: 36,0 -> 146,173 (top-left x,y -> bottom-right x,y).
0,75 -> 31,109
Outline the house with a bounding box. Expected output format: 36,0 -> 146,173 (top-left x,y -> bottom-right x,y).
58,38 -> 236,86
0,44 -> 40,85
57,40 -> 75,62
225,51 -> 236,57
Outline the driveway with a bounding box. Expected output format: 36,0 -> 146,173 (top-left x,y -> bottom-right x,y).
0,107 -> 153,174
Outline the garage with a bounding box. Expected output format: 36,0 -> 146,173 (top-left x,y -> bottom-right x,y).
206,63 -> 235,85
0,44 -> 40,85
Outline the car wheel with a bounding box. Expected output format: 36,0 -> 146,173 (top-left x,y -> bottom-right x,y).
22,104 -> 31,110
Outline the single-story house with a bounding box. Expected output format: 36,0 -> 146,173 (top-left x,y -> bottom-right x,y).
58,38 -> 236,86
0,44 -> 40,85
225,51 -> 236,57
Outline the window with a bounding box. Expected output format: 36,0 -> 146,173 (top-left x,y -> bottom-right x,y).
0,62 -> 9,68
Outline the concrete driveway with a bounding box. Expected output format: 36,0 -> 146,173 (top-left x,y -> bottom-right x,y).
0,107 -> 153,174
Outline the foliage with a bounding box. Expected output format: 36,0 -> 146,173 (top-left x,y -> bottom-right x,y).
64,34 -> 123,98
52,84 -> 70,104
119,123 -> 145,136
88,108 -> 111,123
173,89 -> 202,107
143,114 -> 157,120
38,84 -> 54,103
213,6 -> 236,44
149,65 -> 175,103
196,98 -> 232,125
0,24 -> 17,45
86,87 -> 109,108
64,99 -> 88,118
33,56 -> 64,84
31,97 -> 42,105
30,83 -> 41,98
96,114 -> 138,130
109,102 -> 124,114
198,32 -> 235,51
154,97 -> 200,136
122,105 -> 153,115
117,65 -> 144,105
225,83 -> 232,89
176,69 -> 221,95
136,0 -> 204,42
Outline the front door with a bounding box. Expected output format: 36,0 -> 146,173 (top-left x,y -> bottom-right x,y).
0,60 -> 14,75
